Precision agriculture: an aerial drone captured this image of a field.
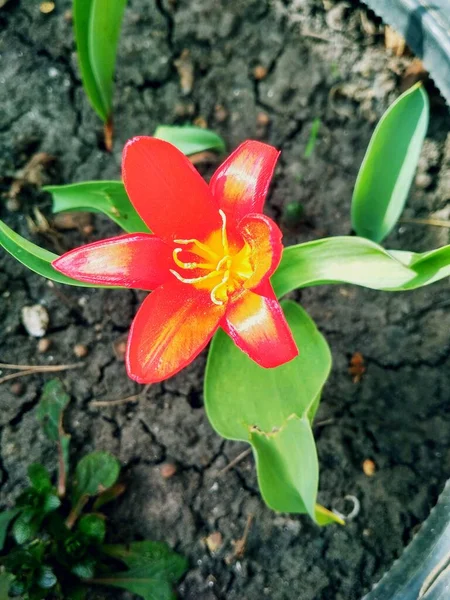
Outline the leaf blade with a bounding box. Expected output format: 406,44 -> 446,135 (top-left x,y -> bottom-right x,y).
154,125 -> 226,155
204,301 -> 332,520
352,83 -> 429,242
272,236 -> 450,298
72,451 -> 120,504
45,181 -> 150,234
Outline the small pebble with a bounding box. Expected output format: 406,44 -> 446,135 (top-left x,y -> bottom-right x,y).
39,1 -> 55,13
10,382 -> 24,396
214,104 -> 228,123
362,458 -> 376,476
21,304 -> 49,338
256,111 -> 270,126
113,336 -> 127,361
37,337 -> 51,353
204,531 -> 223,553
160,463 -> 177,479
73,344 -> 88,358
253,65 -> 268,80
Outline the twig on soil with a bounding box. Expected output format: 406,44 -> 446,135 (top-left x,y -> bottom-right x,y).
90,384 -> 151,407
0,362 -> 84,385
399,217 -> 450,228
225,514 -> 254,564
218,447 -> 252,475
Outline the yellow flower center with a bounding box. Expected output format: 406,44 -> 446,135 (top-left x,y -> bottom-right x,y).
170,210 -> 253,305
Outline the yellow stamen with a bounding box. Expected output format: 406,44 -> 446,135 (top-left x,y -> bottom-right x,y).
169,269 -> 221,285
172,248 -> 215,270
218,209 -> 229,255
173,238 -> 220,261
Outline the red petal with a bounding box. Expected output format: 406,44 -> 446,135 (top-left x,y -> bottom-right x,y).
52,234 -> 173,289
223,283 -> 298,368
126,280 -> 226,383
238,213 -> 283,291
122,137 -> 221,242
210,140 -> 280,225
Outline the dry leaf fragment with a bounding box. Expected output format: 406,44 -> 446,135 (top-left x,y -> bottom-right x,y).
174,49 -> 194,95
385,25 -> 406,57
349,352 -> 366,383
204,531 -> 223,553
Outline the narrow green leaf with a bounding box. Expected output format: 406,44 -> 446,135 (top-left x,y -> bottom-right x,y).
72,452 -> 120,505
352,83 -> 429,242
45,181 -> 150,234
272,236 -> 450,298
0,509 -> 20,551
205,301 -> 332,520
362,479 -> 450,600
37,379 -> 71,492
304,117 -> 321,158
154,125 -> 226,155
0,220 -> 108,288
94,541 -> 188,600
73,0 -> 126,122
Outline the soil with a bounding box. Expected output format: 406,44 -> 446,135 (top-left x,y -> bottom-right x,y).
1,0 -> 450,599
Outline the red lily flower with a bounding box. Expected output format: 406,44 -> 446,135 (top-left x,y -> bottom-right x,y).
53,138 -> 298,383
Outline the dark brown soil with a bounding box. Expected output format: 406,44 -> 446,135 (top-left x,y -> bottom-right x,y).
1,1 -> 449,599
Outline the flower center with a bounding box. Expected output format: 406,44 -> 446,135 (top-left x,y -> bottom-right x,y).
170,210 -> 253,305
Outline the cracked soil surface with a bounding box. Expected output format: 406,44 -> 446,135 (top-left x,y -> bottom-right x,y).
0,0 -> 449,598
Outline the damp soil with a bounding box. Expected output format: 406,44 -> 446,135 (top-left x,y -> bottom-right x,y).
1,1 -> 450,599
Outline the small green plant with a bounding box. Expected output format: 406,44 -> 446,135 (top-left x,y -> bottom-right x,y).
0,379 -> 187,599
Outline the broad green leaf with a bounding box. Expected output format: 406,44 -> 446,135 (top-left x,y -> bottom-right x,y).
362,479 -> 450,600
94,541 -> 188,600
45,181 -> 149,234
272,236 -> 450,298
28,464 -> 52,494
12,510 -> 38,545
352,83 -> 429,242
37,566 -> 57,590
0,509 -> 20,551
37,379 -> 71,493
73,0 -> 127,122
72,452 -> 120,505
78,514 -> 106,544
154,125 -> 226,155
0,220 -> 108,288
205,301 -> 333,521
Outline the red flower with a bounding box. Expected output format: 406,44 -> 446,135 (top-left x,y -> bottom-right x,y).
53,138 -> 298,383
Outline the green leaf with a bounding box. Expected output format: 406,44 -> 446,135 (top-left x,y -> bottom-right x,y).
73,0 -> 127,122
304,117 -> 321,158
72,452 -> 120,505
37,379 -> 71,495
42,493 -> 61,514
0,220 -> 108,288
65,584 -> 88,600
36,566 -> 57,590
12,511 -> 38,545
352,83 -> 429,242
0,571 -> 13,599
28,464 -> 52,494
93,541 -> 188,600
78,514 -> 106,544
154,125 -> 226,155
272,236 -> 450,298
204,301 -> 332,521
362,479 -> 450,600
0,509 -> 20,551
45,181 -> 150,234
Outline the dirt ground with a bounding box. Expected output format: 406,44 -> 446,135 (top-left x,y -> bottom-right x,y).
1,0 -> 450,599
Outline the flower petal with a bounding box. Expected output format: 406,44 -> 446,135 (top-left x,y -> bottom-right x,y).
209,140 -> 280,224
122,136 -> 221,242
223,283 -> 298,368
238,213 -> 283,291
126,280 -> 226,383
52,234 -> 173,289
